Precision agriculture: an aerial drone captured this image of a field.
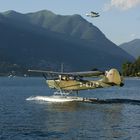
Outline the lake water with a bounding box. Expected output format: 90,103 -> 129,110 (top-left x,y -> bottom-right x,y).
0,77 -> 140,140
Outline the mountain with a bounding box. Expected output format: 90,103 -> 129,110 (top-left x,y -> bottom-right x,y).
119,39 -> 140,59
26,10 -> 106,40
0,10 -> 135,74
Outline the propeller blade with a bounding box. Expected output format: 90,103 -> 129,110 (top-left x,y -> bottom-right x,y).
42,73 -> 47,80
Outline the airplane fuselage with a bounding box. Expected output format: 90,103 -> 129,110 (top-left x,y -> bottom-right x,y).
47,79 -> 112,91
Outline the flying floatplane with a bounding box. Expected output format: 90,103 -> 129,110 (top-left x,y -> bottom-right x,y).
86,11 -> 100,18
28,68 -> 124,102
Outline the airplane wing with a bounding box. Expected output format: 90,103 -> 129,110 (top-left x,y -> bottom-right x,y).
28,69 -> 104,77
91,11 -> 96,14
66,71 -> 104,77
91,11 -> 99,14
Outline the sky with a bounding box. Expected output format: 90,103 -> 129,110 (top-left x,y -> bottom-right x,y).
0,0 -> 140,45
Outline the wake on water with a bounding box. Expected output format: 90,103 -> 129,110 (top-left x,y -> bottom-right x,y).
26,96 -> 84,102
26,96 -> 140,105
26,96 -> 53,101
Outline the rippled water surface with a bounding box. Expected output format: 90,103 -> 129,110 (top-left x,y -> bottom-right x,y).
0,77 -> 140,140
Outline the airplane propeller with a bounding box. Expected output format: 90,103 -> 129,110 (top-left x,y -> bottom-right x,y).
42,73 -> 47,80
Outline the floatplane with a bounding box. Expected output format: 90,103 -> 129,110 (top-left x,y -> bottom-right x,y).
86,11 -> 100,18
28,68 -> 124,102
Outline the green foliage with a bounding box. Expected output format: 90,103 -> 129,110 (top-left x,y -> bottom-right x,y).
122,56 -> 140,76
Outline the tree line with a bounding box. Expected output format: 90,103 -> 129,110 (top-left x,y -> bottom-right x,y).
122,56 -> 140,77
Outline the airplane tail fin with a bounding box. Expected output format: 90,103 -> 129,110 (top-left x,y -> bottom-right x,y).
105,69 -> 124,87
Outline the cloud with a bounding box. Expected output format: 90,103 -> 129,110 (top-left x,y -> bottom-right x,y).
131,33 -> 136,38
104,0 -> 140,11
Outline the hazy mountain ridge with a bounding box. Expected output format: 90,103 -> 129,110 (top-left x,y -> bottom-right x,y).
0,10 -> 135,74
119,39 -> 140,59
26,10 -> 106,40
